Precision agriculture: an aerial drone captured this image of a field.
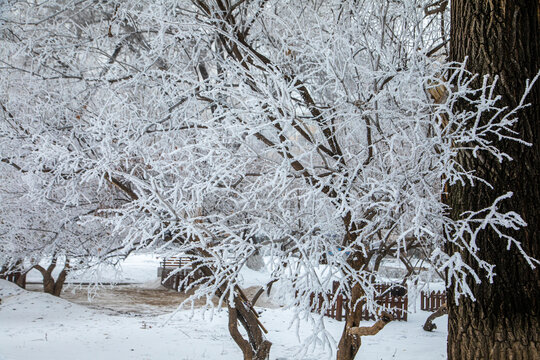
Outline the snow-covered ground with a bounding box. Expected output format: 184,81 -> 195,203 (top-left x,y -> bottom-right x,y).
0,255 -> 447,360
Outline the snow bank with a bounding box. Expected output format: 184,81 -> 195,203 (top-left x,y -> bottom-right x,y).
0,280 -> 243,359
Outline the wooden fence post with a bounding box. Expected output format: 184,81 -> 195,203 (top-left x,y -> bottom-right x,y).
404,296 -> 408,321
336,294 -> 343,321
420,290 -> 447,311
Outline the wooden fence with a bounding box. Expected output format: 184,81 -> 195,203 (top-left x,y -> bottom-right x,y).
160,257 -> 198,291
360,296 -> 408,321
420,290 -> 446,311
308,282 -> 408,322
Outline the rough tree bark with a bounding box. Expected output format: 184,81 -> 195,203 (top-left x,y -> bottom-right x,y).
447,1 -> 540,359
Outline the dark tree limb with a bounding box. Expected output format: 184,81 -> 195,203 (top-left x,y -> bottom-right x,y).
348,311 -> 394,337
33,258 -> 70,296
251,279 -> 277,307
423,303 -> 447,332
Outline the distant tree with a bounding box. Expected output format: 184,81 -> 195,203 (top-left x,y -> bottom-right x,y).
446,1 -> 540,359
0,159 -> 122,296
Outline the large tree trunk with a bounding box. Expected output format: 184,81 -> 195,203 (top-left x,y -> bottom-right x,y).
447,1 -> 540,359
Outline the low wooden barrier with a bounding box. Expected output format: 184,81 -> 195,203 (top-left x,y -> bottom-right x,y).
160,256 -> 196,291
420,290 -> 446,311
308,282 -> 408,321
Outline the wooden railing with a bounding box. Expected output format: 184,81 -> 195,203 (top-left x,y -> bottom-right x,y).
160,256 -> 196,291
307,282 -> 408,321
420,290 -> 446,311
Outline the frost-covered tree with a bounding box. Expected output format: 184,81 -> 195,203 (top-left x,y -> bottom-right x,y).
1,1 -> 537,359
0,155 -> 123,295
0,2 -> 128,293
